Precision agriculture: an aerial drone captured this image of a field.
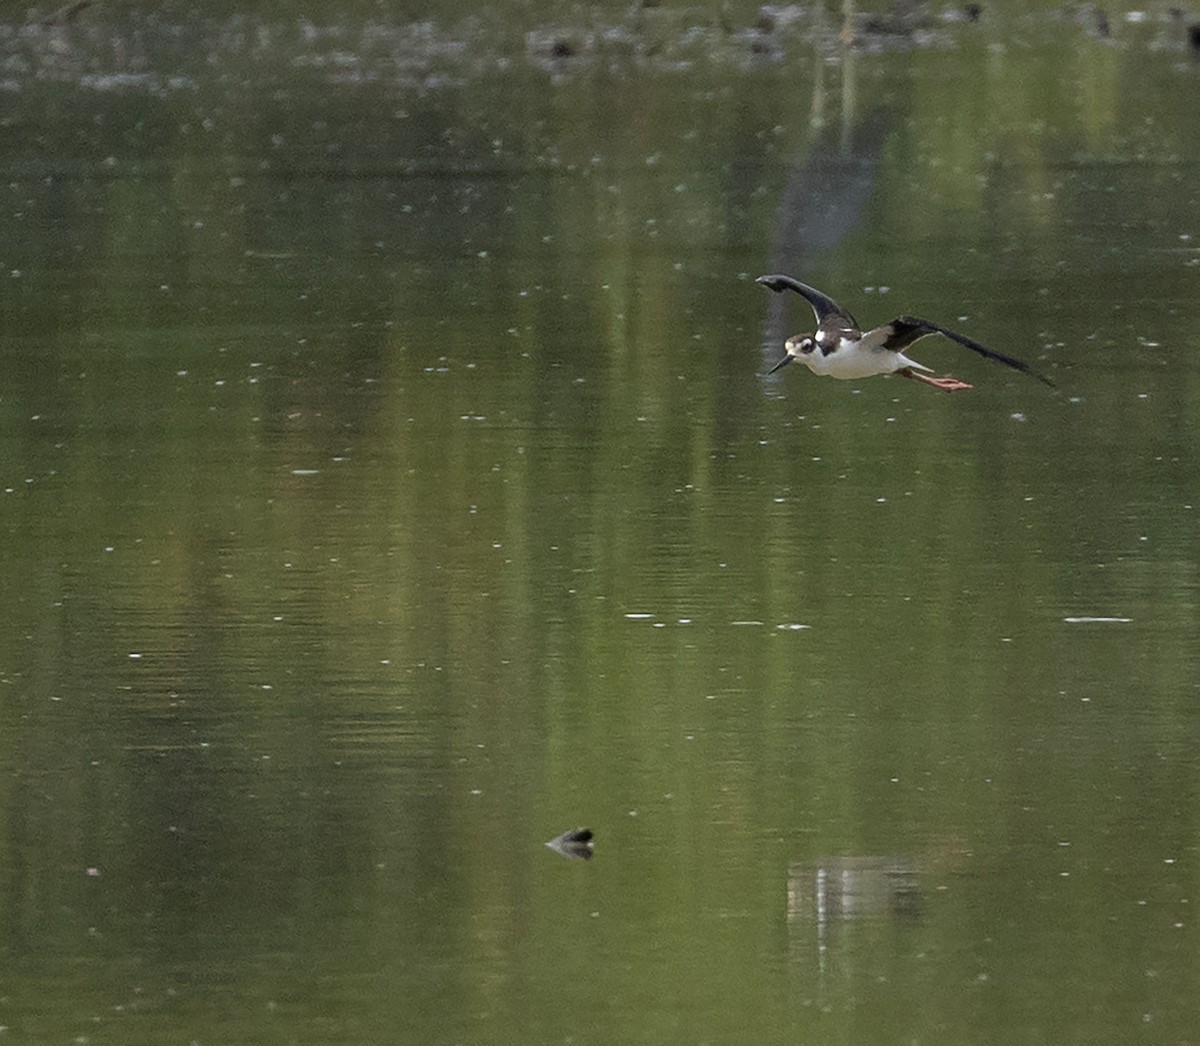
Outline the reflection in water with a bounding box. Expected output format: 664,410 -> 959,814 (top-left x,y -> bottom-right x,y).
4,6 -> 1200,1044
787,857 -> 921,973
762,21 -> 895,368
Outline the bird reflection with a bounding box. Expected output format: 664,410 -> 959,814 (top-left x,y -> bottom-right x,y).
788,856 -> 921,974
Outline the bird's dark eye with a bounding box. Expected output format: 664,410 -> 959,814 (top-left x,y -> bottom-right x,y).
801,339 -> 814,354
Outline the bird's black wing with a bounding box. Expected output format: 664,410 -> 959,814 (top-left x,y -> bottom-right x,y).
756,274 -> 860,329
886,315 -> 1056,387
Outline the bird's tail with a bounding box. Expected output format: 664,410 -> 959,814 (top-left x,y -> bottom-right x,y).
897,354 -> 934,374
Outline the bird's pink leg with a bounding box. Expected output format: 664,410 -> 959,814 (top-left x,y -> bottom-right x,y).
900,369 -> 973,392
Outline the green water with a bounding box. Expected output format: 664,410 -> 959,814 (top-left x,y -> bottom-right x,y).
2,4 -> 1199,1043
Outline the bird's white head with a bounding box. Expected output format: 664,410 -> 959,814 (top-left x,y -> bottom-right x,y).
785,334 -> 816,358
768,333 -> 818,375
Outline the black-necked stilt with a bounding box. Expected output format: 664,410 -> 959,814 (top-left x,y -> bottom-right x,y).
757,274 -> 1054,392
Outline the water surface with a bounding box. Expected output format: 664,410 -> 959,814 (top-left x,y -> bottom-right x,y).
2,4 -> 1199,1043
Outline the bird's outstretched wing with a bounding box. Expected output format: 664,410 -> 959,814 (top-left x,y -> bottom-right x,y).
884,315 -> 1056,388
756,274 -> 860,329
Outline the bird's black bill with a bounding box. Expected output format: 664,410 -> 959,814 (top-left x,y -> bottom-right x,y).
767,354 -> 793,374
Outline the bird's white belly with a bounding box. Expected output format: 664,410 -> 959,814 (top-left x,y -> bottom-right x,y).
804,342 -> 907,380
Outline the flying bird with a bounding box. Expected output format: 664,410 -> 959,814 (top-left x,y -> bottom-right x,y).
757,274 -> 1054,391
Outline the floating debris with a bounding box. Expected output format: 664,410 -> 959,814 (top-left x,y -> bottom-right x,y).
1189,22 -> 1200,56
545,826 -> 595,861
1063,616 -> 1132,624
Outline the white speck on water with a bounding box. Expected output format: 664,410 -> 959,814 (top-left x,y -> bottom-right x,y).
128,653 -> 142,659
1064,616 -> 1132,624
730,620 -> 763,626
776,623 -> 811,631
291,469 -> 320,476
1011,412 -> 1027,422
624,613 -> 654,620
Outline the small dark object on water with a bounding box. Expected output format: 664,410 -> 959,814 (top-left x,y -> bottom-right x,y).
546,827 -> 595,860
550,39 -> 576,59
1094,9 -> 1111,38
963,3 -> 982,22
1188,22 -> 1200,55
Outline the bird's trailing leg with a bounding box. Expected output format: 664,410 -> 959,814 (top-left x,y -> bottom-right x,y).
899,369 -> 973,392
